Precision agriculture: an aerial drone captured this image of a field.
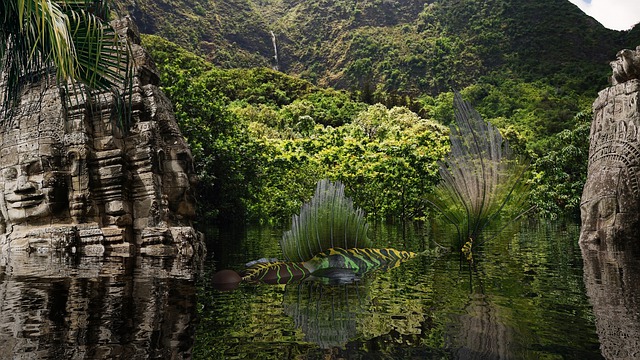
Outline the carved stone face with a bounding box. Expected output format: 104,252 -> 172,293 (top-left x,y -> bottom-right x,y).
580,166 -> 640,247
1,154 -> 66,225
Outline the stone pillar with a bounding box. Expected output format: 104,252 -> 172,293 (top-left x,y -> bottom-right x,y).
580,46 -> 640,252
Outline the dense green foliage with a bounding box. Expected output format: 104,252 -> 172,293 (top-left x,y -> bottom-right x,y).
144,35 -> 452,225
136,0 -> 634,225
530,112 -> 591,219
143,34 -> 594,225
117,0 -> 640,101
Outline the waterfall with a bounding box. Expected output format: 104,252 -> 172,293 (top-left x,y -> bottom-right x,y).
270,31 -> 279,71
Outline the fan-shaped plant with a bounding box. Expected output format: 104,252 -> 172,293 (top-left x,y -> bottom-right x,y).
213,179 -> 418,288
427,93 -> 533,249
280,179 -> 372,262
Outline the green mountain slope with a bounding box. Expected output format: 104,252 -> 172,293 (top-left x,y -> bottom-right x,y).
113,0 -> 640,98
107,0 -> 640,223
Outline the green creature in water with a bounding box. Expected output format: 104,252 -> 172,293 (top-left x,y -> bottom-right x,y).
212,180 -> 418,290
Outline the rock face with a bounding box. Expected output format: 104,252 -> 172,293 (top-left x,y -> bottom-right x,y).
580,45 -> 640,252
0,18 -> 203,257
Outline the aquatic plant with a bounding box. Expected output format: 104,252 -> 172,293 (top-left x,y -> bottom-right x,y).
280,179 -> 372,262
428,93 -> 533,249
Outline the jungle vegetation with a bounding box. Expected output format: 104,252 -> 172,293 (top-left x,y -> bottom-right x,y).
126,0 -> 640,229
114,0 -> 639,98
143,34 -> 595,226
3,0 -> 613,233
105,0 -> 638,228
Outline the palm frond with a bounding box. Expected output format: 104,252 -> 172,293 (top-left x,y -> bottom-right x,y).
281,179 -> 373,262
428,93 -> 532,246
1,0 -> 131,120
67,8 -> 131,92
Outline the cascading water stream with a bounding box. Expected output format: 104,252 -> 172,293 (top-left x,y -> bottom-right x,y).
270,30 -> 279,71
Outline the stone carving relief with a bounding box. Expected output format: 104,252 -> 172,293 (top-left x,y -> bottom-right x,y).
610,46 -> 640,86
580,45 -> 640,251
0,17 -> 204,257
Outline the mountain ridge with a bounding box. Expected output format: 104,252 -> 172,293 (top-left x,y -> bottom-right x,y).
113,0 -> 640,99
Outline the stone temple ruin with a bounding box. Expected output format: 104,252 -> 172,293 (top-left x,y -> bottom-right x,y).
580,45 -> 640,252
0,18 -> 204,258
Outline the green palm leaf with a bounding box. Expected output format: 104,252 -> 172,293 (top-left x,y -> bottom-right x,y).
1,0 -> 131,117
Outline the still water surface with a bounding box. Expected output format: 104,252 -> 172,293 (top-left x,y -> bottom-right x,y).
195,221 -> 627,359
0,221 -> 639,359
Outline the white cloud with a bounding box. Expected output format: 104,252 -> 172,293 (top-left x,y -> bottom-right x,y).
567,0 -> 640,30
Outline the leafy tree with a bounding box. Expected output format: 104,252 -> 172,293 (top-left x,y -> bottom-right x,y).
530,112 -> 591,219
144,35 -> 594,227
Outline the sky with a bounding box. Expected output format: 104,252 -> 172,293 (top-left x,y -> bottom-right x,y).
567,0 -> 640,30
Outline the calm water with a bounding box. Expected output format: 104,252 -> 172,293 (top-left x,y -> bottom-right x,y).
1,221 -> 639,359
194,221 -> 637,359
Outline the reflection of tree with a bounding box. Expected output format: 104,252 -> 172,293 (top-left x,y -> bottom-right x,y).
0,252 -> 199,358
581,247 -> 640,359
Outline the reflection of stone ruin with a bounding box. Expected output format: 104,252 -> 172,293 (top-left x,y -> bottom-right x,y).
0,252 -> 198,358
581,248 -> 640,359
581,45 -> 640,359
0,18 -> 203,257
580,45 -> 640,252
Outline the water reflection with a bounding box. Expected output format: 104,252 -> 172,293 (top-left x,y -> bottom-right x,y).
282,276 -> 427,350
197,222 -> 604,359
581,247 -> 640,359
446,293 -> 518,360
0,252 -> 199,359
283,282 -> 363,349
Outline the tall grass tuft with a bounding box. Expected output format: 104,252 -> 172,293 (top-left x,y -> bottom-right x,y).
428,93 -> 533,248
281,179 -> 372,262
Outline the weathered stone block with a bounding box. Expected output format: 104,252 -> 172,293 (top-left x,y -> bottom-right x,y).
0,17 -> 204,259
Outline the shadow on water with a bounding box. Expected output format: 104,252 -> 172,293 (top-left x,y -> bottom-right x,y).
0,252 -> 200,359
195,221 -> 611,359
